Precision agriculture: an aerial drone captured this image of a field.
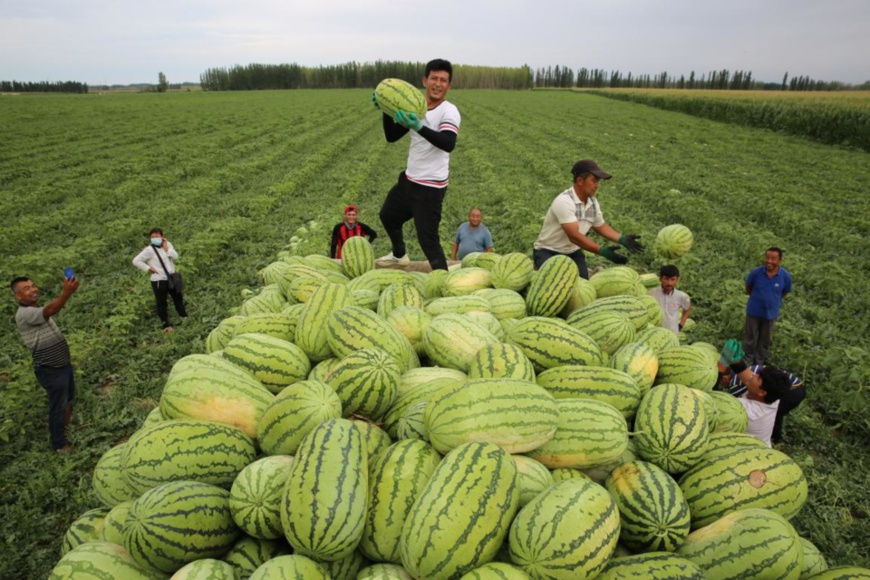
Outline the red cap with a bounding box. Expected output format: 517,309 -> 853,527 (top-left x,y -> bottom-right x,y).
344,205 -> 358,214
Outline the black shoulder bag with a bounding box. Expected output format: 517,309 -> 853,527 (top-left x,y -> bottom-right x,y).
152,246 -> 184,293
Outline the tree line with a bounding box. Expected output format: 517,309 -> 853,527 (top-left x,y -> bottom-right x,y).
199,61 -> 534,91
0,80 -> 88,93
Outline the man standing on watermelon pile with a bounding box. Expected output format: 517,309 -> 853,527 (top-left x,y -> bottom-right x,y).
743,247 -> 792,365
11,274 -> 80,453
718,338 -> 805,445
330,204 -> 378,259
533,159 -> 644,278
375,59 -> 460,271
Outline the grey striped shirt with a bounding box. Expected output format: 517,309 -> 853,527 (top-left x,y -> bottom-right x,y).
15,306 -> 71,368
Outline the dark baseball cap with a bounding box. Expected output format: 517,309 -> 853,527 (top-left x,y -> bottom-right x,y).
572,159 -> 612,180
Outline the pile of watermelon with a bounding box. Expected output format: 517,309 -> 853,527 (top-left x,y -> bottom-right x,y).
51,240 -> 870,580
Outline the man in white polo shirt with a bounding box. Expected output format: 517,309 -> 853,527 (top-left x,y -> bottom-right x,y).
375,58 -> 461,271
533,159 -> 644,278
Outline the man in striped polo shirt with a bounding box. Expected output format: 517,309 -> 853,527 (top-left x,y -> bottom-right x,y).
376,58 -> 461,271
12,275 -> 79,452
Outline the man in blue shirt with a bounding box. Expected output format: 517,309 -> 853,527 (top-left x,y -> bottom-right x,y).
743,247 -> 792,365
451,208 -> 494,261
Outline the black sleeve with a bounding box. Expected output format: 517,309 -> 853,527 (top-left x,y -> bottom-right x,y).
383,113 -> 409,143
330,224 -> 341,258
417,126 -> 457,153
360,222 -> 378,243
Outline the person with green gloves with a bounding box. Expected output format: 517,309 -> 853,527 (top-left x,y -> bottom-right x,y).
533,159 -> 644,278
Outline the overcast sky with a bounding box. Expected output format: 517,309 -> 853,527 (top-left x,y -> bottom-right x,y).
1,0 -> 868,86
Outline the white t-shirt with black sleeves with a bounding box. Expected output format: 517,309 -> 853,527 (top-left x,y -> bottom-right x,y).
405,100 -> 460,189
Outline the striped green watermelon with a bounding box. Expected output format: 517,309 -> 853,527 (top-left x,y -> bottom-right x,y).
358,563 -> 413,579
359,440 -> 442,563
49,542 -> 164,580
678,446 -> 808,528
206,315 -> 247,354
327,305 -> 415,371
443,267 -> 494,296
424,378 -> 559,454
491,252 -> 534,292
799,537 -> 828,578
231,312 -> 298,343
281,419 -> 367,561
634,383 -> 709,474
551,467 -> 592,482
423,313 -> 500,372
535,365 -> 641,419
505,316 -> 603,372
124,480 -> 240,574
460,562 -> 531,579
295,283 -> 354,362
465,310 -> 505,340
249,554 -> 329,580
655,225 -> 694,260
423,269 -> 450,299
285,276 -> 327,304
635,325 -> 681,354
172,558 -> 237,579
341,236 -> 376,278
140,405 -> 166,430
223,333 -> 311,393
701,431 -> 768,461
655,346 -> 718,392
326,348 -> 401,420
461,252 -> 498,270
308,357 -> 340,382
590,266 -> 641,298
375,78 -> 426,117
93,443 -> 139,508
400,442 -> 519,580
240,285 -> 287,316
604,460 -> 691,553
353,289 -> 380,311
261,260 -> 293,285
596,552 -> 706,580
560,275 -> 598,317
425,295 -> 492,316
581,438 -> 638,484
61,507 -> 110,555
803,568 -> 870,579
256,379 -> 342,456
610,342 -> 659,396
316,549 -> 370,580
709,391 -> 749,433
100,501 -> 133,545
568,295 -> 650,331
223,536 -> 291,579
525,255 -> 578,317
395,402 -> 428,442
304,252 -> 344,273
509,478 -> 619,580
676,508 -> 802,580
378,283 -> 425,318
513,455 -> 555,508
229,455 -> 295,540
468,343 -> 536,382
526,398 -> 628,469
386,306 -> 432,356
480,288 -> 527,320
567,309 -> 637,355
121,419 -> 257,494
356,269 -> 416,292
399,367 -> 469,396
353,419 -> 394,462
382,377 -> 465,438
638,294 -> 665,328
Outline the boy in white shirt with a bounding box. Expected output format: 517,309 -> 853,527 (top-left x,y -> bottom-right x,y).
649,264 -> 692,336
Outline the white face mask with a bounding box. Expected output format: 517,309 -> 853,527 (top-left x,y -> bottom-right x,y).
150,237 -> 163,246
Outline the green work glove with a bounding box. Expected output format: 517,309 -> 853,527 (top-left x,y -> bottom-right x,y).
720,339 -> 748,373
394,110 -> 423,131
599,246 -> 628,264
371,90 -> 380,110
619,234 -> 644,254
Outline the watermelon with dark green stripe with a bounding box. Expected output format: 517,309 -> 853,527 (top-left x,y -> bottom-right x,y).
375,78 -> 426,117
468,343 -> 536,382
687,388 -> 718,432
560,275 -> 598,317
231,312 -> 298,343
249,555 -> 329,580
281,418 -> 367,561
535,365 -> 641,419
386,306 -> 432,356
61,507 -> 109,555
581,438 -> 638,484
400,442 -> 519,580
100,501 -> 133,545
443,267 -> 494,296
358,563 -> 413,579
356,268 -> 416,292
604,460 -> 692,553
637,294 -> 665,328
382,376 -> 465,438
353,288 -> 380,311
341,235 -> 376,278
296,283 -> 355,362
359,439 -> 442,563
491,252 -> 534,292
655,224 -> 693,260
399,367 -> 468,397
316,549 -> 370,580
206,315 -> 247,354
709,391 -> 749,433
551,467 -> 592,482
425,295 -> 492,316
610,342 -> 659,395
396,401 -> 428,441
240,285 -> 287,315
223,536 -> 291,579
308,357 -> 340,382
424,378 -> 559,454
168,352 -> 258,382
327,305 -> 415,371
93,443 -> 139,508
378,283 -> 425,318
326,348 -> 401,420
634,383 -> 709,474
701,431 -> 768,461
466,310 -> 506,340
229,455 -> 295,539
513,455 -> 555,508
480,288 -> 527,320
525,254 -> 578,317
800,537 -> 828,578
49,542 -> 164,580
124,480 -> 240,574
655,346 -> 718,392
172,558 -> 237,579
526,398 -> 628,469
353,419 -> 394,462
121,419 -> 256,494
140,405 -> 166,430
568,295 -> 650,331
509,478 -> 619,580
256,379 -> 342,456
596,552 -> 706,580
676,508 -> 802,580
285,275 -> 328,304
635,325 -> 681,354
505,316 -> 603,372
804,568 -> 870,579
590,266 -> 641,298
567,309 -> 637,355
223,333 -> 311,393
678,445 -> 808,528
460,562 -> 531,579
423,313 -> 500,372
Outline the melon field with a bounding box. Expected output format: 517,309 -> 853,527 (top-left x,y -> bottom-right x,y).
1,89 -> 869,578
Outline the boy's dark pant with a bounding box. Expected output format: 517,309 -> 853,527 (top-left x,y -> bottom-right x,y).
34,364 -> 75,450
151,280 -> 187,328
773,385 -> 806,443
379,172 -> 448,271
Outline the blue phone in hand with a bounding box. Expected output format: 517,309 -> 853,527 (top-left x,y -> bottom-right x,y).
64,267 -> 75,280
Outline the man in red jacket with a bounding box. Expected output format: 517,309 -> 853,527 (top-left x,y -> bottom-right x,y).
330,205 -> 378,259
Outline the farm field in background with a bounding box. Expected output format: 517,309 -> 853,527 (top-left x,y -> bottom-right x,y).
1,89 -> 869,577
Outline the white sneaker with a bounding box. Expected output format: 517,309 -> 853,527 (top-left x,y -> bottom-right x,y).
376,252 -> 410,264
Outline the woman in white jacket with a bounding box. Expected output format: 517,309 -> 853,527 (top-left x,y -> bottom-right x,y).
132,228 -> 187,332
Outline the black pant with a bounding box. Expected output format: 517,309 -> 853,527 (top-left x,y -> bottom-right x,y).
533,248 -> 589,279
151,280 -> 187,328
379,172 -> 448,271
34,365 -> 75,450
772,385 -> 806,443
743,315 -> 776,365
